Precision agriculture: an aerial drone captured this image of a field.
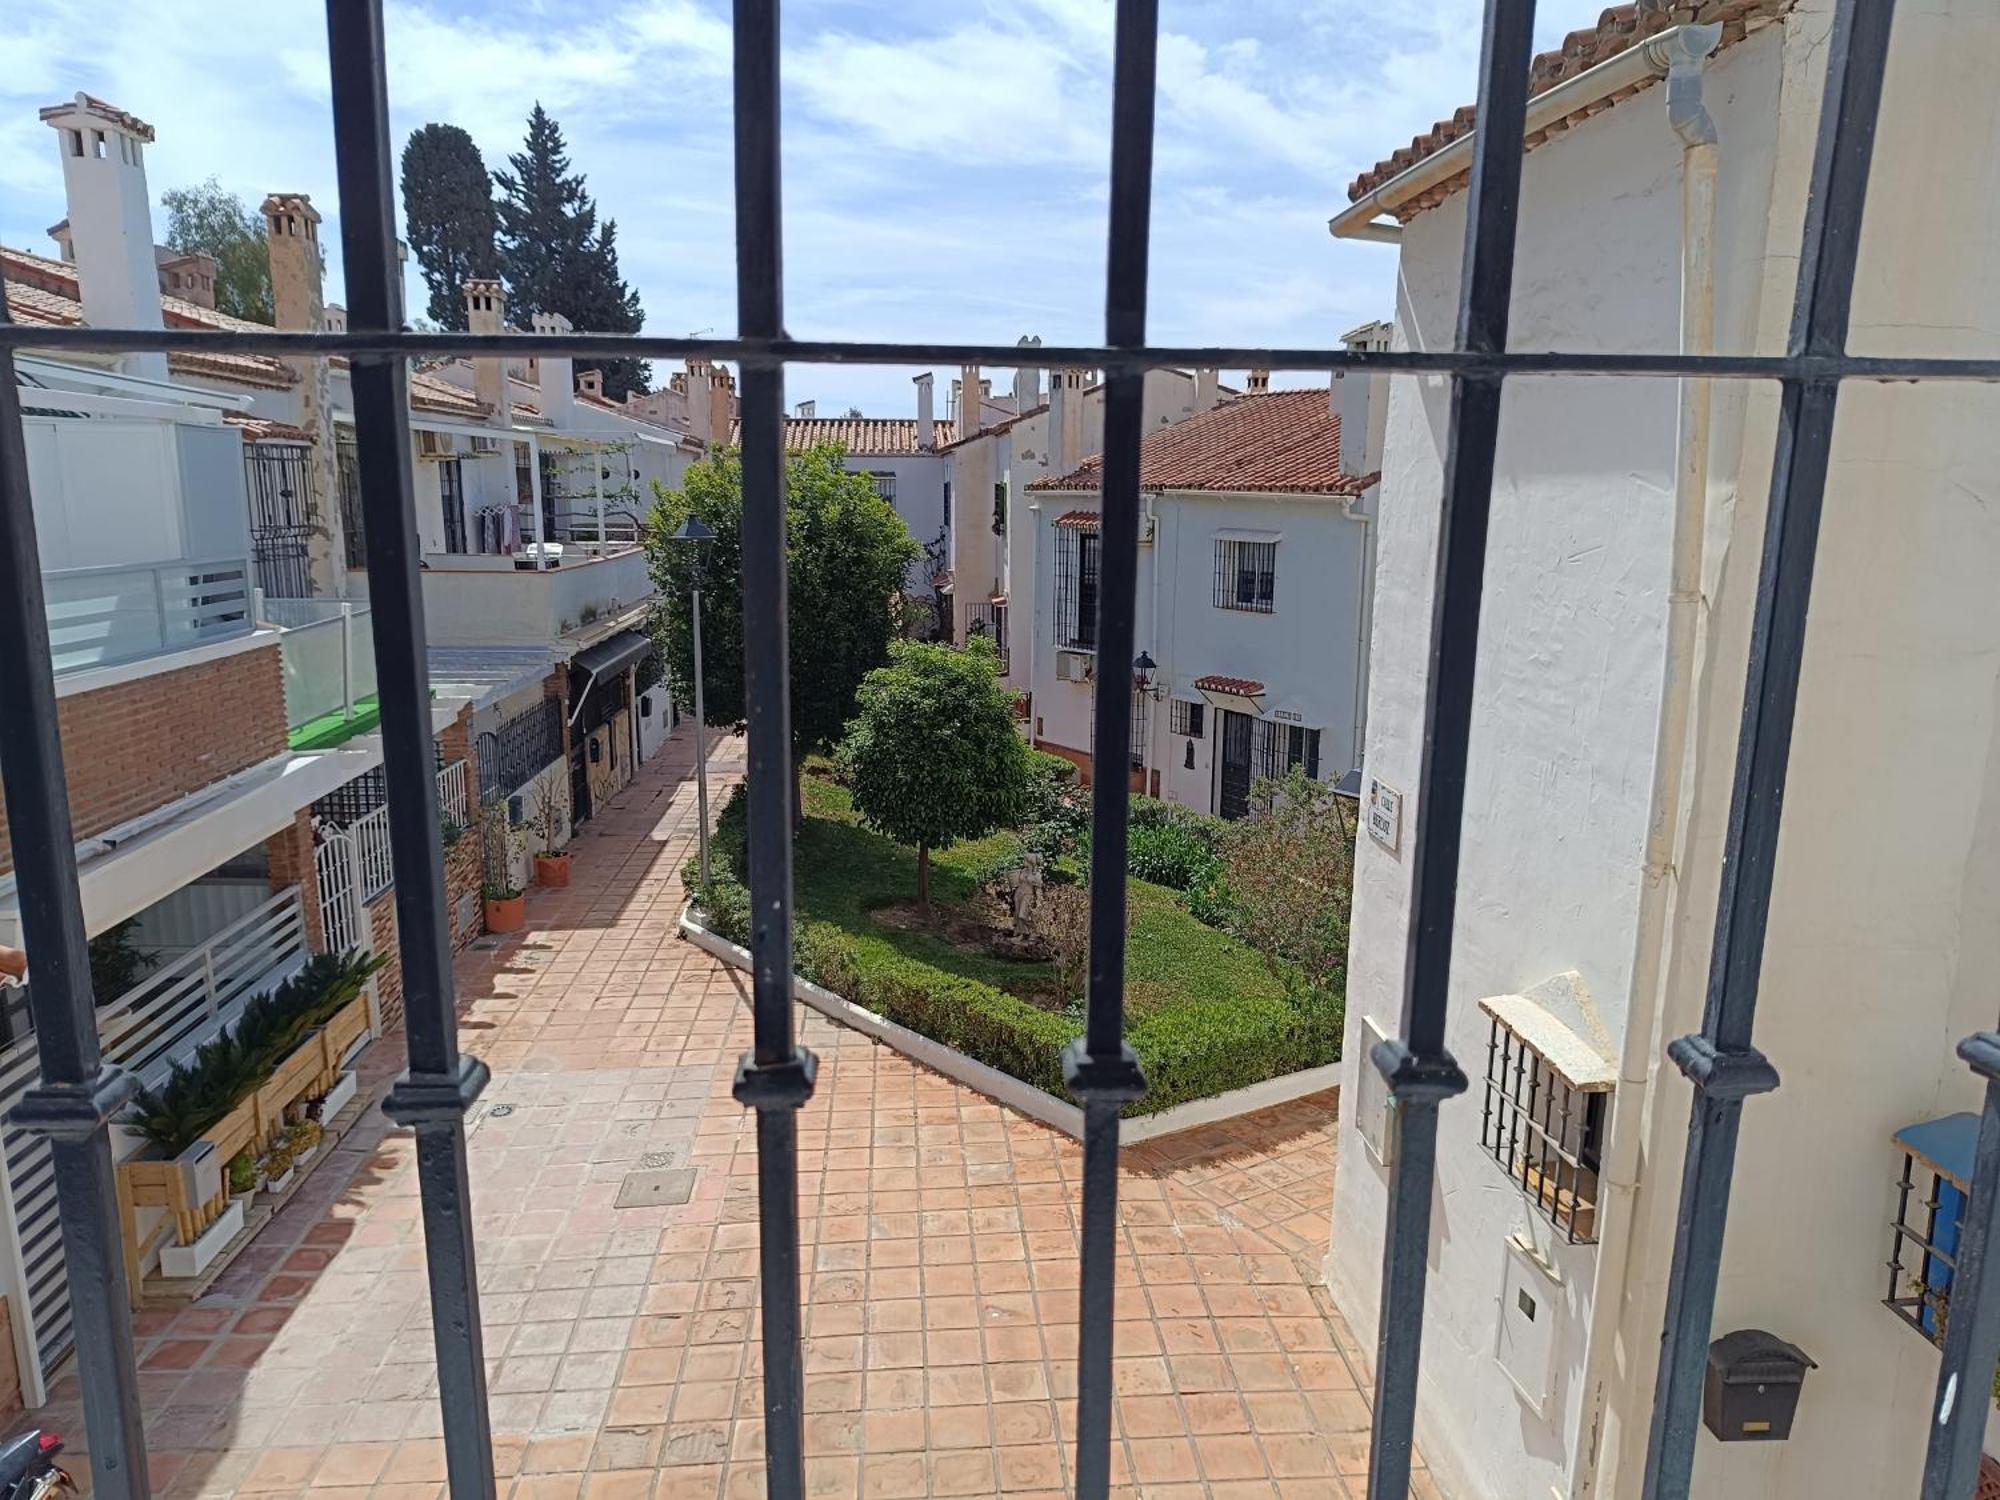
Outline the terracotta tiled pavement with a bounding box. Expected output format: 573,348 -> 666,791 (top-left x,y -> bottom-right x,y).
28,726 -> 1441,1499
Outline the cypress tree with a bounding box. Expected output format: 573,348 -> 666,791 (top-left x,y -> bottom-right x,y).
400,124 -> 498,331
494,104 -> 649,397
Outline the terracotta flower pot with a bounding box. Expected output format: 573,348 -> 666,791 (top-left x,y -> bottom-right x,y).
484,894 -> 526,933
534,853 -> 573,889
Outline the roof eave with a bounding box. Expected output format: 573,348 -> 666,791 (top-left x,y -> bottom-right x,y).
1330,20 -> 1720,238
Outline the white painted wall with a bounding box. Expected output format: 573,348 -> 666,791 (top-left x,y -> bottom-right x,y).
1025,484 -> 1372,809
828,449 -> 948,597
1326,7 -> 2000,1499
421,547 -> 652,647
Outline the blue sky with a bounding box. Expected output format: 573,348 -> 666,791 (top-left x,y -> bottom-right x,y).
3,0 -> 1610,414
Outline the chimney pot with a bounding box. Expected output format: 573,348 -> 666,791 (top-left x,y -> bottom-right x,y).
41,93 -> 164,380
1247,369 -> 1271,394
796,399 -> 817,418
913,372 -> 936,450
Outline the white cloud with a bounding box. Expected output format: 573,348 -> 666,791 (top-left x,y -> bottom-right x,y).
1,0 -> 1615,413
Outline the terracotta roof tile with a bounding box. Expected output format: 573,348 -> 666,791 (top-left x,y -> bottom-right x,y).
2,243 -> 299,389
1194,674 -> 1265,696
726,415 -> 958,454
1347,2 -> 1794,220
1052,510 -> 1099,530
1030,389 -> 1367,497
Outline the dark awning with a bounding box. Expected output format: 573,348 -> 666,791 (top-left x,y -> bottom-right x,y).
570,629 -> 650,683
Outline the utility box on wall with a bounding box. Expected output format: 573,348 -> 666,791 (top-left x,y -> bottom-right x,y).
1702,1329 -> 1815,1442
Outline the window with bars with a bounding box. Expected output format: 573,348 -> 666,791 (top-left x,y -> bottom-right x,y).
439,457 -> 467,554
1054,526 -> 1099,650
1213,538 -> 1276,612
477,697 -> 565,802
0,5 -> 1955,1500
868,470 -> 896,503
1886,1117 -> 1975,1349
1130,686 -> 1150,769
1171,699 -> 1204,738
993,480 -> 1007,537
1477,1001 -> 1611,1246
1251,719 -> 1320,782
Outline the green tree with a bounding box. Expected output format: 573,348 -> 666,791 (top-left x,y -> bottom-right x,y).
838,638 -> 1029,917
400,123 -> 497,331
159,178 -> 270,321
646,443 -> 919,811
493,104 -> 648,397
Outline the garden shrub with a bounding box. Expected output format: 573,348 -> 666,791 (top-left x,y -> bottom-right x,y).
679,775 -> 1341,1117
1126,819 -> 1222,893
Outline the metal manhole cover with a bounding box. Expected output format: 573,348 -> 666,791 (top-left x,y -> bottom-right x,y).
487,1103 -> 514,1118
616,1167 -> 695,1208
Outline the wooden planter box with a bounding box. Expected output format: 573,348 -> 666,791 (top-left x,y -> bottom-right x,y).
115,993 -> 375,1303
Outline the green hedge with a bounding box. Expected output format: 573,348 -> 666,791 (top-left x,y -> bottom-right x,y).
685,782 -> 1339,1116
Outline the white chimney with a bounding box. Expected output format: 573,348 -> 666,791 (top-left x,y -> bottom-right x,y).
1337,320 -> 1393,478
1013,335 -> 1042,413
463,278 -> 509,423
578,367 -> 604,400
46,219 -> 74,261
1195,368 -> 1220,412
532,311 -> 573,426
325,303 -> 348,334
913,372 -> 935,450
959,364 -> 982,437
40,93 -> 164,381
1246,369 -> 1271,394
796,399 -> 816,418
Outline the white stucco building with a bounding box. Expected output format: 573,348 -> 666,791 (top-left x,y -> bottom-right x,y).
1022,381 -> 1379,810
1323,3 -> 2000,1497
944,358 -> 1214,692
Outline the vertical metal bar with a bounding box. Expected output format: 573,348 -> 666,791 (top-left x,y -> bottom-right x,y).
1064,3 -> 1159,1497
1364,3 -> 1535,1497
726,4 -> 816,1500
321,6 -> 495,1497
0,264 -> 152,1500
1642,3 -> 1893,1494
1922,1037 -> 2000,1497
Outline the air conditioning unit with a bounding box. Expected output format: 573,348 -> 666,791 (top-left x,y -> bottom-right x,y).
1056,650 -> 1094,683
414,430 -> 456,461
465,434 -> 501,456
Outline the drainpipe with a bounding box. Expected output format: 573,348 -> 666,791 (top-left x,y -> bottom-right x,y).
1569,22 -> 1722,1500
1144,491 -> 1161,794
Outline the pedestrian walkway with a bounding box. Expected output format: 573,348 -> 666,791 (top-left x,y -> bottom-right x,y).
29,724 -> 1434,1498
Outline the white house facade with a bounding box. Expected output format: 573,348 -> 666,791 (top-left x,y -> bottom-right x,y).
1023,385 -> 1377,810
1324,3 -> 2000,1498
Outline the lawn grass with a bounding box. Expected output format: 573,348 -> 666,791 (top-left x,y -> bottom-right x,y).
695,772 -> 1340,1113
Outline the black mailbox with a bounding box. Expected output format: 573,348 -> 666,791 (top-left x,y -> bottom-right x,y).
1703,1329 -> 1815,1442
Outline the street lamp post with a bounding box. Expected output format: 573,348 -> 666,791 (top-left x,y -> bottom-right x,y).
671,516 -> 717,885
1133,651 -> 1163,792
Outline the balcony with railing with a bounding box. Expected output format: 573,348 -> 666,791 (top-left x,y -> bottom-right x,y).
418,544 -> 653,648
264,597 -> 380,748
43,556 -> 254,678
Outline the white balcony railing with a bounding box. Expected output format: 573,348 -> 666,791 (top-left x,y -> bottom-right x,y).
43,556 -> 254,676
438,758 -> 469,826
268,599 -> 378,732
344,757 -> 463,904
99,887 -> 308,1091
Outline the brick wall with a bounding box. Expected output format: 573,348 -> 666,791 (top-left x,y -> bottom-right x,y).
445,827 -> 484,952
265,809 -> 324,954
0,643 -> 287,876
367,891 -> 402,1034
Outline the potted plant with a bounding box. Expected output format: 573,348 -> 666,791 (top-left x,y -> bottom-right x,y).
260,1141 -> 296,1195
226,1149 -> 258,1202
481,805 -> 526,933
286,1118 -> 323,1167
529,773 -> 572,889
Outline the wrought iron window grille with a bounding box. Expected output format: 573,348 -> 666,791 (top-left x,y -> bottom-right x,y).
1213,537 -> 1275,613
1054,524 -> 1099,650
1478,1010 -> 1609,1245
1171,698 -> 1204,739
0,3 -> 1988,1499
